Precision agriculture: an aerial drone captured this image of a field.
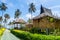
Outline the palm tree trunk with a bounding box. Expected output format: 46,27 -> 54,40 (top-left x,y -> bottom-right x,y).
31,12 -> 32,19
2,11 -> 4,24
31,12 -> 32,23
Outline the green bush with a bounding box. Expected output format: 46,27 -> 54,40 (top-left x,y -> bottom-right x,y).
49,18 -> 54,22
29,27 -> 46,34
11,30 -> 60,40
47,17 -> 55,22
29,27 -> 40,33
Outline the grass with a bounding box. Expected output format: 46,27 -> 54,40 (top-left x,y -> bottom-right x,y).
11,30 -> 60,40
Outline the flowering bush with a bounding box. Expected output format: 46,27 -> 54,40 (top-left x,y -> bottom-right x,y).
0,28 -> 5,36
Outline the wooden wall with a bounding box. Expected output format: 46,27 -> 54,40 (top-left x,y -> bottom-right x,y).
33,16 -> 60,29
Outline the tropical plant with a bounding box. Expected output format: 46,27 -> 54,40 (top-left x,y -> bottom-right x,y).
0,16 -> 3,28
0,3 -> 7,17
0,16 -> 3,23
14,9 -> 21,19
0,3 -> 7,26
28,3 -> 36,19
4,13 -> 10,27
14,9 -> 21,29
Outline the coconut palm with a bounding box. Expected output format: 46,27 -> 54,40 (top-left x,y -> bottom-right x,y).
0,16 -> 3,23
14,9 -> 21,29
0,3 -> 7,17
14,9 -> 21,19
0,16 -> 3,28
0,3 -> 7,26
4,13 -> 10,27
28,3 -> 36,19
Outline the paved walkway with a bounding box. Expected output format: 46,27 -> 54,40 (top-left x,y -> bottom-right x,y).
1,30 -> 20,40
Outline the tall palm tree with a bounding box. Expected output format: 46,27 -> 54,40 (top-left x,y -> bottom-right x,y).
0,3 -> 7,25
28,3 -> 36,19
0,16 -> 3,23
0,16 -> 3,28
14,9 -> 21,19
0,3 -> 7,17
14,9 -> 21,29
4,13 -> 10,28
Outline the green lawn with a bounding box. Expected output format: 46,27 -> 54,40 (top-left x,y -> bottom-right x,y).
11,30 -> 60,40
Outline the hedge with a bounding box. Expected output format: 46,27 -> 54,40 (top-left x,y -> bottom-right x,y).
11,30 -> 60,40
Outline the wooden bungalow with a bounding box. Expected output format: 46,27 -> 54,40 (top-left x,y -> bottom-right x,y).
33,5 -> 60,34
13,18 -> 26,29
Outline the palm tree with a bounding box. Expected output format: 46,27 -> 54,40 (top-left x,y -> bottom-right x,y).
28,3 -> 36,19
14,9 -> 21,29
0,16 -> 3,28
0,3 -> 7,25
0,3 -> 7,17
4,13 -> 10,28
14,9 -> 21,19
0,16 -> 3,23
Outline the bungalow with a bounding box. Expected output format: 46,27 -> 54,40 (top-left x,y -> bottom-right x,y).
33,5 -> 60,34
13,18 -> 26,29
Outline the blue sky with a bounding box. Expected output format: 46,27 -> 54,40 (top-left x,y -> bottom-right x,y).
0,0 -> 60,22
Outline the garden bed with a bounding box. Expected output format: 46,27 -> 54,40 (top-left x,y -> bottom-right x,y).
11,30 -> 60,40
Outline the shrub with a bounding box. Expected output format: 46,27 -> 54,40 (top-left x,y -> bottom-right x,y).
29,27 -> 46,34
11,30 -> 60,40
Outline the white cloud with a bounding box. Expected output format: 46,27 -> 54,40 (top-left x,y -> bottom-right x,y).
19,17 -> 24,19
48,5 -> 60,17
52,11 -> 60,17
26,13 -> 35,19
8,18 -> 14,23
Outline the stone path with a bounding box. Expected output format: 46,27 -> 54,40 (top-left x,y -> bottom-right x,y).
1,29 -> 20,40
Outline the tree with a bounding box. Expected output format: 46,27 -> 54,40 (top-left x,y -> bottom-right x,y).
14,9 -> 21,19
0,16 -> 3,28
4,13 -> 10,27
0,3 -> 7,17
0,3 -> 7,25
14,9 -> 21,29
0,16 -> 3,23
28,3 -> 36,19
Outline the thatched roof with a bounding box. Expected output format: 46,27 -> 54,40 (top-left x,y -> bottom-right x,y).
33,5 -> 60,20
13,18 -> 26,24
